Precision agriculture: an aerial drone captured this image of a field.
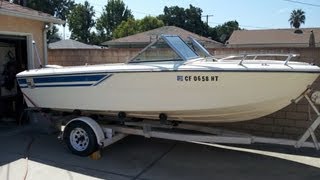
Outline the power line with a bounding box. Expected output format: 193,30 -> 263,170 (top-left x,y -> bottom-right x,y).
238,24 -> 270,29
202,15 -> 213,24
282,0 -> 320,7
208,21 -> 269,29
131,10 -> 158,16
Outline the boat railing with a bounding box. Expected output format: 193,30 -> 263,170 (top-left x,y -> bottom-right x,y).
219,53 -> 300,65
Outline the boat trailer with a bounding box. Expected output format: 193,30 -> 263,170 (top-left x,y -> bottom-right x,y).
30,89 -> 320,156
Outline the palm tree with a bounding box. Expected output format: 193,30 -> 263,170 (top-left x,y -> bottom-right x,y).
289,9 -> 306,29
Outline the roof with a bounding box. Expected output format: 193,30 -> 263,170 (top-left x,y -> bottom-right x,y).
227,28 -> 320,48
48,39 -> 103,49
0,1 -> 64,24
102,26 -> 223,48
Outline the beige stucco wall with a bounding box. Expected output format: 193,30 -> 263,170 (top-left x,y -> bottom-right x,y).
0,14 -> 45,68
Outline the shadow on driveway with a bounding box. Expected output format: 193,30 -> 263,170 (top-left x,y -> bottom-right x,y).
0,126 -> 320,180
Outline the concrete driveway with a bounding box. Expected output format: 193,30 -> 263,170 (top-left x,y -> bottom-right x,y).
0,124 -> 320,180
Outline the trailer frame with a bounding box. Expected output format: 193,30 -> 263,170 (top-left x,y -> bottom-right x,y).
55,89 -> 320,156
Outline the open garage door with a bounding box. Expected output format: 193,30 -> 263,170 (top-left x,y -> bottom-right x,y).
0,34 -> 28,123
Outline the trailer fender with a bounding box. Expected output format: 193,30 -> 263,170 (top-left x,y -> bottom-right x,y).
64,117 -> 105,146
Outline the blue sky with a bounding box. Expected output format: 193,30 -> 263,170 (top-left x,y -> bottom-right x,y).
59,0 -> 320,39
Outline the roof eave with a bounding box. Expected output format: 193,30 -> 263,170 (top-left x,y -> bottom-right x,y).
0,8 -> 65,24
227,43 -> 315,48
103,40 -> 223,47
103,41 -> 149,47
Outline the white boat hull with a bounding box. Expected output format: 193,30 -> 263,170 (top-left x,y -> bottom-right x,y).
15,34 -> 320,123
18,70 -> 318,123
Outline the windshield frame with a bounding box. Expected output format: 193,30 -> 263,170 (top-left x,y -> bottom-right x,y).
127,35 -> 200,64
161,35 -> 199,61
188,36 -> 212,58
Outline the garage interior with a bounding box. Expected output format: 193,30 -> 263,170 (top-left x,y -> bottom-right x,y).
0,34 -> 28,124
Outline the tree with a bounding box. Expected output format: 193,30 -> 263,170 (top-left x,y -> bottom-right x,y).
11,0 -> 74,23
138,16 -> 164,32
7,0 -> 74,19
158,5 -> 208,36
68,1 -> 95,44
113,16 -> 164,38
52,0 -> 75,40
158,6 -> 186,28
289,9 -> 305,29
209,20 -> 241,43
113,18 -> 139,38
89,32 -> 103,45
47,25 -> 62,43
96,0 -> 133,40
10,0 -> 75,21
184,5 -> 209,36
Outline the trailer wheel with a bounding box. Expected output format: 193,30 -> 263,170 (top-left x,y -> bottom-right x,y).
63,121 -> 98,156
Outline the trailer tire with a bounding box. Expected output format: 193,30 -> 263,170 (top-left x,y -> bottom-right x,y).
63,121 -> 98,156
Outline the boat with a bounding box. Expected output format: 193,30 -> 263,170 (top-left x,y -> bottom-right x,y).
16,35 -> 320,123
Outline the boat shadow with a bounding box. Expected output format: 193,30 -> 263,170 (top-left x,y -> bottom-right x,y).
1,127 -> 320,179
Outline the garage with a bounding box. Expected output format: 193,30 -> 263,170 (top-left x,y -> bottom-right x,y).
0,1 -> 64,124
0,34 -> 28,123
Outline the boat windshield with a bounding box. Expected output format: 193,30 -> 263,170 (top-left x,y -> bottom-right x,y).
188,37 -> 212,58
162,35 -> 199,60
129,35 -> 200,63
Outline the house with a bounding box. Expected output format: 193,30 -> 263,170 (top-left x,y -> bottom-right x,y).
102,26 -> 223,49
226,28 -> 320,48
215,28 -> 320,64
0,1 -> 63,122
48,39 -> 111,66
0,1 -> 64,68
48,39 -> 102,49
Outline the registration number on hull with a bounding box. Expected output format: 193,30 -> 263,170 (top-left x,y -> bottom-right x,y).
177,75 -> 219,82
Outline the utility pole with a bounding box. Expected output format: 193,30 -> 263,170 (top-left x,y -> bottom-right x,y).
202,15 -> 213,24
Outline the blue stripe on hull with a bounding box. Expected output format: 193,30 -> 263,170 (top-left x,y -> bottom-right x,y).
35,84 -> 93,88
17,79 -> 27,84
33,74 -> 106,83
17,73 -> 112,88
92,74 -> 113,86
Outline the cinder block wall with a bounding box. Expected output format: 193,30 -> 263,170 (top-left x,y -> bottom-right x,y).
48,47 -> 320,139
48,48 -> 142,66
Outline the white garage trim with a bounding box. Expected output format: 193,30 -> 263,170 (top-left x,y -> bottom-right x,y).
0,31 -> 34,69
